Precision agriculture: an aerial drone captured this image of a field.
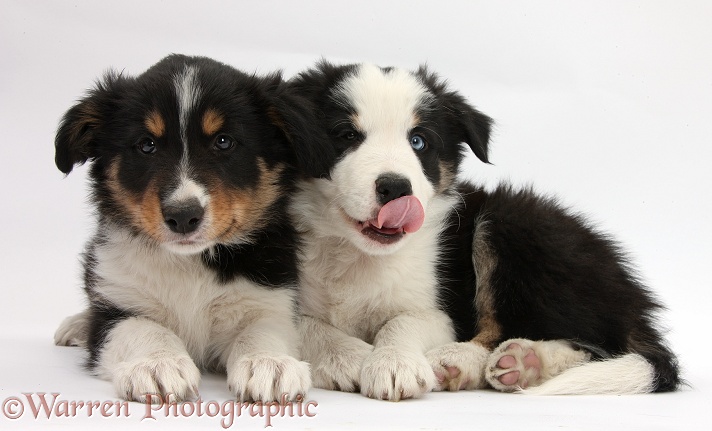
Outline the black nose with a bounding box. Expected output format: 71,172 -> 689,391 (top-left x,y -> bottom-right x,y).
375,174 -> 413,205
163,199 -> 204,234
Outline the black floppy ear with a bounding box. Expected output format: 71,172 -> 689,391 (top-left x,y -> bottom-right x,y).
416,66 -> 493,164
55,72 -> 123,174
447,95 -> 492,164
270,85 -> 336,179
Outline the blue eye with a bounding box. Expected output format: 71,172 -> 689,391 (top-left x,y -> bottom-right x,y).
410,134 -> 426,152
214,134 -> 235,151
138,138 -> 156,155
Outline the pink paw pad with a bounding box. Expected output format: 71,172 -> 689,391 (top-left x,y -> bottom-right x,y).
496,343 -> 541,389
434,365 -> 469,390
445,366 -> 461,379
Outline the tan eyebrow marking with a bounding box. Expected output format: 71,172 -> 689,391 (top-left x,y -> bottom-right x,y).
144,110 -> 165,137
202,108 -> 224,136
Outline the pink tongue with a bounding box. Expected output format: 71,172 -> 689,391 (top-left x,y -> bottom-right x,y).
375,196 -> 425,233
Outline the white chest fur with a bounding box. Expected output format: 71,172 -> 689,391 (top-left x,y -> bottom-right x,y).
91,227 -> 295,367
294,192 -> 453,343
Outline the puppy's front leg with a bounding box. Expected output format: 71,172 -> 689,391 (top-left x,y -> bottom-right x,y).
300,315 -> 374,392
224,318 -> 311,402
360,309 -> 454,401
425,341 -> 490,391
96,317 -> 200,403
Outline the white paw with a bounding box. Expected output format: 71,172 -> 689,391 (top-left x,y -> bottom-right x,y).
113,355 -> 201,403
486,338 -> 544,391
426,342 -> 489,391
228,355 -> 311,401
311,338 -> 373,392
486,338 -> 591,392
54,312 -> 89,347
360,346 -> 436,401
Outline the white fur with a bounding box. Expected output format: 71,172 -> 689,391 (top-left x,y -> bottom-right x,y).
167,175 -> 210,208
83,225 -> 310,402
54,311 -> 89,347
520,354 -> 655,395
327,64 -> 438,256
426,342 -> 490,391
486,338 -> 654,395
99,316 -> 201,403
56,59 -> 309,403
174,64 -> 201,156
292,64 -> 457,401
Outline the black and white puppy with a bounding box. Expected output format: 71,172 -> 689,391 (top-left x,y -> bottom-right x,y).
288,61 -> 491,401
53,55 -> 313,402
288,61 -> 680,399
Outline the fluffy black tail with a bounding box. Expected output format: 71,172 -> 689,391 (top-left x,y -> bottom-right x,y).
635,336 -> 681,392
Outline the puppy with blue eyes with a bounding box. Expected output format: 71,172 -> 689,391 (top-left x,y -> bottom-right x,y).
288,61 -> 680,400
53,55 -> 314,402
287,62 -> 490,401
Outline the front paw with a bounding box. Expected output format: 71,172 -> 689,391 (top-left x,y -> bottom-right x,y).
228,355 -> 311,401
426,342 -> 489,391
360,346 -> 436,401
311,338 -> 373,392
113,355 -> 200,403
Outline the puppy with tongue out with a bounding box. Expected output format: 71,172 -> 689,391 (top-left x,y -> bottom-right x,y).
288,62 -> 493,402
359,180 -> 425,244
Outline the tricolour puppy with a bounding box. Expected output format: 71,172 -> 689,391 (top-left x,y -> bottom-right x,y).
288,61 -> 680,399
53,55 -> 313,402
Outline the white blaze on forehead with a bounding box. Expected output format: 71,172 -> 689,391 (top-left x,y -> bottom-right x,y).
333,64 -> 433,132
326,64 -> 439,229
173,64 -> 203,200
174,65 -> 201,159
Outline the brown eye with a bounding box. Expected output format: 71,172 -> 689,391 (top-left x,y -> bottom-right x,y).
214,134 -> 235,151
137,138 -> 156,154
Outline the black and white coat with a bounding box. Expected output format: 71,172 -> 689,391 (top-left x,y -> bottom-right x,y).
288,61 -> 679,400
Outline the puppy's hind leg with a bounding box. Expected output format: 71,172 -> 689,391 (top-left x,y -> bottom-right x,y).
426,220 -> 500,392
54,310 -> 90,347
486,338 -> 590,392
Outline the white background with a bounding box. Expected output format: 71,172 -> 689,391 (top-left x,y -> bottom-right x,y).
1,1 -> 711,430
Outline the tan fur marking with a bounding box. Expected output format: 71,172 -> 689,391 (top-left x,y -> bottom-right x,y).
350,114 -> 363,131
206,159 -> 284,242
145,110 -> 165,137
106,159 -> 165,242
438,161 -> 456,193
202,109 -> 224,136
471,221 -> 502,350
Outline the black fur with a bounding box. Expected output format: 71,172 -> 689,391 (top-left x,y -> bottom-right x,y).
437,184 -> 681,392
288,61 -> 492,186
56,55 -> 310,367
290,60 -> 680,393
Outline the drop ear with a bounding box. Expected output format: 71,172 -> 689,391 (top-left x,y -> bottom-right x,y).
415,66 -> 493,164
54,72 -> 123,174
448,96 -> 492,164
270,86 -> 336,179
